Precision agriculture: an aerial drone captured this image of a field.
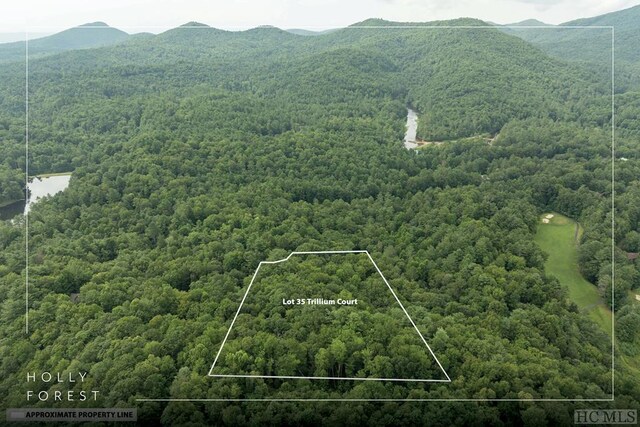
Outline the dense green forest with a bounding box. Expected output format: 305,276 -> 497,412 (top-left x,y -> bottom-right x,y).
209,253 -> 450,383
0,12 -> 638,426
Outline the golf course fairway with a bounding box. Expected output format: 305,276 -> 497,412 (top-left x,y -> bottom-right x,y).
535,213 -> 612,334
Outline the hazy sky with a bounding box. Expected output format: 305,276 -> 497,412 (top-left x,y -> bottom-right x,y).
2,0 -> 638,36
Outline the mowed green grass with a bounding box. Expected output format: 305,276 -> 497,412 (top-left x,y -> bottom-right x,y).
534,213 -> 612,334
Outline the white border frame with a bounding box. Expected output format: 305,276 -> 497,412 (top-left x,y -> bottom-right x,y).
20,23 -> 615,403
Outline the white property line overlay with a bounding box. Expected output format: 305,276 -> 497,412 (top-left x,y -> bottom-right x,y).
207,250 -> 452,383
17,23 -> 614,401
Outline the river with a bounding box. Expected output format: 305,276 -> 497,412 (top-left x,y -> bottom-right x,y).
0,173 -> 72,220
404,108 -> 418,149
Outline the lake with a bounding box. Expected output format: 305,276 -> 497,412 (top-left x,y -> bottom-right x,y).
25,174 -> 72,214
0,173 -> 72,220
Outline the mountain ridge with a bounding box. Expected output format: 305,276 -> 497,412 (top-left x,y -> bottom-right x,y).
501,3 -> 640,70
0,22 -> 129,63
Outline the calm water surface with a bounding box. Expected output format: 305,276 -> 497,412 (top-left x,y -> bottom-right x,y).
25,174 -> 72,214
0,173 -> 71,220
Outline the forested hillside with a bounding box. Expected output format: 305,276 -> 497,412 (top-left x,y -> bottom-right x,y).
0,16 -> 638,425
503,4 -> 639,63
503,4 -> 640,90
0,22 -> 130,64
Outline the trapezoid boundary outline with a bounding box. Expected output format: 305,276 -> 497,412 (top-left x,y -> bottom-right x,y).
207,250 -> 452,383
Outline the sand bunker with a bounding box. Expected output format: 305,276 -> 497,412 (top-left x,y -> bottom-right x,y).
545,214 -> 554,219
542,218 -> 550,223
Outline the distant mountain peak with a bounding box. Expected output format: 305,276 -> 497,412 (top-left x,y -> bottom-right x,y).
0,20 -> 129,63
248,25 -> 289,33
79,22 -> 110,27
507,19 -> 551,26
180,21 -> 210,28
349,18 -> 392,27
